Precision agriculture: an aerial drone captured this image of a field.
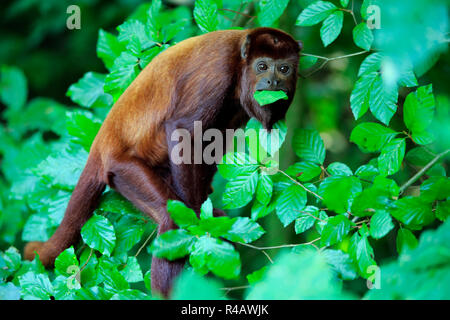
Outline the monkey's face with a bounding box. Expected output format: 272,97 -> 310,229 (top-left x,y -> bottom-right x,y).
239,29 -> 300,130
242,55 -> 298,130
253,57 -> 295,93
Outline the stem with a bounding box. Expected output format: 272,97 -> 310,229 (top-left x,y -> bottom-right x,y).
276,169 -> 324,201
399,149 -> 450,194
237,237 -> 320,251
220,285 -> 250,291
134,227 -> 157,258
300,51 -> 368,77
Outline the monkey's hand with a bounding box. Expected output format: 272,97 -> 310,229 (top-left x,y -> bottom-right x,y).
23,241 -> 58,267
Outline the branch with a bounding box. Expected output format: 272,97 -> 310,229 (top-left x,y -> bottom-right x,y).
399,149 -> 450,194
276,168 -> 324,201
134,227 -> 157,257
300,51 -> 368,77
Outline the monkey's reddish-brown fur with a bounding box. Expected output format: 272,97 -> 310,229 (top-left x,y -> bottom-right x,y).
24,28 -> 300,297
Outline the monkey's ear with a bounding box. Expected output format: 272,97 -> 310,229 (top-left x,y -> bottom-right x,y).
241,35 -> 251,59
297,40 -> 303,52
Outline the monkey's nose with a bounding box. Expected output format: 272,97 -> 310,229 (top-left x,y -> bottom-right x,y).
266,79 -> 280,86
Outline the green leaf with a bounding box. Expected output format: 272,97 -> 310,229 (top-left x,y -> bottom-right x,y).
189,236 -> 240,279
355,164 -> 379,178
276,184 -> 307,226
295,206 -> 320,234
110,289 -> 150,300
390,197 -> 434,230
378,138 -> 406,176
247,266 -> 269,284
194,0 -> 219,33
436,200 -> 450,222
358,53 -> 382,77
151,229 -> 195,260
321,249 -> 357,280
66,111 -> 102,152
246,119 -> 288,158
19,272 -> 54,300
320,215 -> 352,246
167,200 -> 199,228
200,198 -> 213,219
350,122 -> 398,152
66,72 -> 112,109
222,170 -> 259,209
0,283 -> 21,300
104,52 -> 140,101
352,23 -> 373,50
370,210 -> 394,239
285,161 -> 322,182
253,90 -> 288,106
247,250 -> 349,299
350,71 -> 377,119
315,211 -> 329,234
218,152 -> 258,180
292,129 -> 326,164
404,84 -> 435,134
296,1 -> 337,26
113,216 -> 145,254
223,217 -> 265,243
258,0 -> 290,27
0,247 -> 21,277
97,29 -> 125,70
256,172 -> 273,205
411,131 -> 435,145
320,10 -> 343,47
0,65 -> 27,111
98,258 -> 129,292
396,228 -> 418,254
55,247 -> 79,277
98,190 -> 142,216
355,235 -> 376,278
318,176 -> 362,213
22,214 -> 52,242
33,145 -> 88,191
369,75 -> 398,125
117,20 -> 153,48
195,217 -> 234,237
81,215 -> 116,256
299,56 -> 318,69
340,0 -> 349,8
420,176 -> 450,202
119,256 -> 143,283
327,162 -> 353,176
172,270 -> 225,300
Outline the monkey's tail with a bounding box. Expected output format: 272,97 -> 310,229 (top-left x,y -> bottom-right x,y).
24,153 -> 106,266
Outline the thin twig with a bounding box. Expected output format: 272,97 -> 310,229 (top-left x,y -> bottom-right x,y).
399,149 -> 450,194
218,8 -> 255,19
276,169 -> 324,201
134,228 -> 157,257
237,238 -> 320,251
300,50 -> 368,77
294,209 -> 327,223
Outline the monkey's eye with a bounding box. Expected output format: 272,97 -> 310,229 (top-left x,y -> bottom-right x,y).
257,62 -> 268,72
279,65 -> 290,74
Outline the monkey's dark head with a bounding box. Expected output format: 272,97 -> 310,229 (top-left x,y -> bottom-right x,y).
239,28 -> 301,130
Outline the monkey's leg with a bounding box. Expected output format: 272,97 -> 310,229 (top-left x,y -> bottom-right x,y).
24,154 -> 106,266
107,157 -> 185,298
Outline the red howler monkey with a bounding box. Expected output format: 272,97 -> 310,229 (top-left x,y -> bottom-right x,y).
24,27 -> 301,297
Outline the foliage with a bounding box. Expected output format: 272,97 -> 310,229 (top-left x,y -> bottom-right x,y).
0,0 -> 449,300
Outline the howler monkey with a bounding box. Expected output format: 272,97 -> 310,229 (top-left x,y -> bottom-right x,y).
24,27 -> 301,297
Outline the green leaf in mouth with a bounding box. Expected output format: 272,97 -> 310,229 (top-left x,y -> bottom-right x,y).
253,90 -> 288,106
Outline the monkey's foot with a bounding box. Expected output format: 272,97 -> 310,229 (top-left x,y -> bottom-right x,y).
23,241 -> 57,267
